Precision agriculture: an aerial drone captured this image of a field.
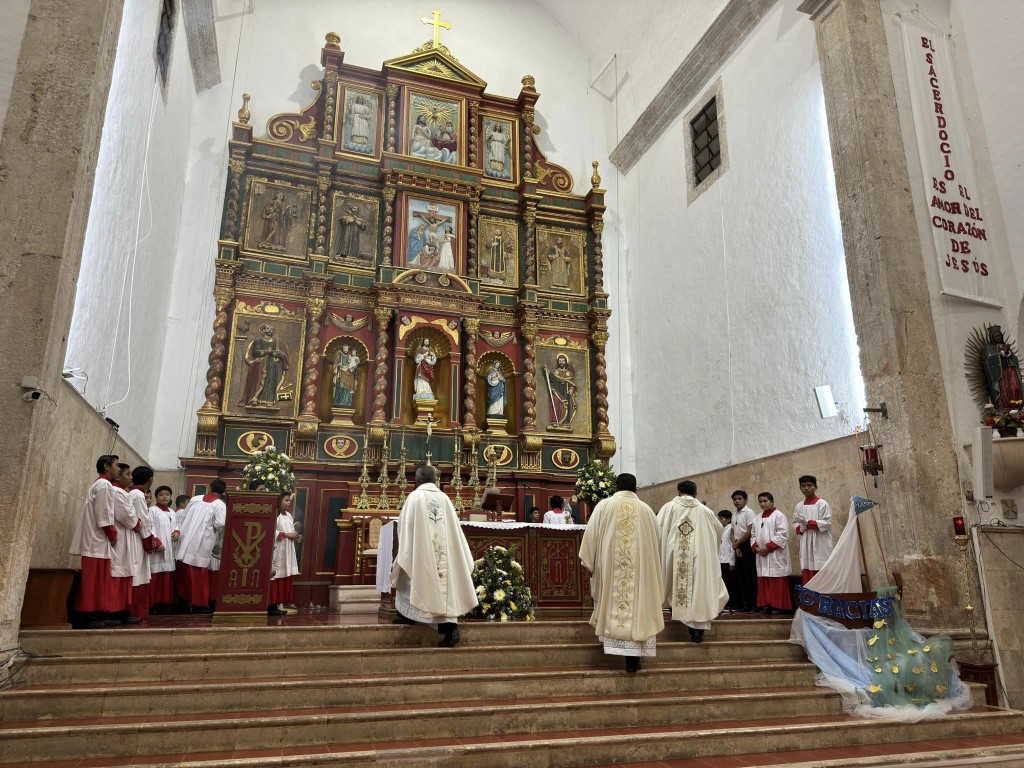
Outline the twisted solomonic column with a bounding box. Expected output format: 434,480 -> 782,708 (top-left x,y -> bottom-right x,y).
201,286 -> 234,411
299,298 -> 326,418
521,322 -> 538,432
371,307 -> 393,424
462,318 -> 479,428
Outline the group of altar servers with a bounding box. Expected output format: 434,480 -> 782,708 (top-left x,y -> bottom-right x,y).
388,463 -> 832,670
70,455 -> 300,627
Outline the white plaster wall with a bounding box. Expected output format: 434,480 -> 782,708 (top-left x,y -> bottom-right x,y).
622,0 -> 866,485
64,1 -> 194,456
537,0 -> 730,138
0,0 -> 30,136
148,0 -> 632,469
879,0 -> 1024,520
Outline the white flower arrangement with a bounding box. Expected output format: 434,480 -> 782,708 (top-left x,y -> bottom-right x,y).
470,545 -> 535,622
241,446 -> 296,492
575,460 -> 616,505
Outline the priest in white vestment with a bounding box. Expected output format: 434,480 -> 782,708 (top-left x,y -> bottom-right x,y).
391,464 -> 478,647
656,480 -> 729,643
175,479 -> 227,611
792,475 -> 833,584
579,473 -> 664,673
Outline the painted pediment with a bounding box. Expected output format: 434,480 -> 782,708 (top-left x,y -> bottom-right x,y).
385,44 -> 487,89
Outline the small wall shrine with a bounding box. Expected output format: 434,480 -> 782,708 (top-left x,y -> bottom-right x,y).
185,18 -> 614,606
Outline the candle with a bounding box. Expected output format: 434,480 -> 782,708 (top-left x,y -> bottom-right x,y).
953,516 -> 967,537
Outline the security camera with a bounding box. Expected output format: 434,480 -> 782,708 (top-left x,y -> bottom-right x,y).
23,390 -> 42,402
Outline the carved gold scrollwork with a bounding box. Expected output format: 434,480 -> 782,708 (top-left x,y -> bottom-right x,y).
269,116 -> 317,143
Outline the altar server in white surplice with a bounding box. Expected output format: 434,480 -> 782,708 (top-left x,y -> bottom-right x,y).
127,466 -> 162,621
792,474 -> 833,584
268,491 -> 300,616
175,479 -> 227,611
391,464 -> 478,648
148,485 -> 178,611
579,473 -> 664,674
110,464 -> 141,622
656,480 -> 729,644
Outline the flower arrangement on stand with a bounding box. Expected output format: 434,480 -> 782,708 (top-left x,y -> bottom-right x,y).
470,545 -> 535,622
241,445 -> 296,492
982,401 -> 1024,438
574,460 -> 616,506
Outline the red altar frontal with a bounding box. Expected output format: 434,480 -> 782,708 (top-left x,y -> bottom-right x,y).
461,522 -> 590,614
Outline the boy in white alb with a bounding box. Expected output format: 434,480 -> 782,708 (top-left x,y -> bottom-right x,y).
149,485 -> 178,612
751,491 -> 792,614
792,474 -> 833,585
110,464 -> 141,623
128,466 -> 163,621
717,510 -> 739,612
542,495 -> 572,525
69,455 -> 122,627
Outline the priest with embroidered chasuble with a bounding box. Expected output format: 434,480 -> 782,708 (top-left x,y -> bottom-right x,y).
579,474 -> 664,673
392,464 -> 478,648
656,480 -> 729,644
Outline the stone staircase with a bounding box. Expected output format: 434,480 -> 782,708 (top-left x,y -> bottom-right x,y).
2,619 -> 1022,767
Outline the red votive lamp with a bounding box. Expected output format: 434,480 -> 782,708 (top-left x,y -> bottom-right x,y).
953,516 -> 967,537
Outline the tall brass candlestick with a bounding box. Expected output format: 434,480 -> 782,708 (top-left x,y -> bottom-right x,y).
376,426 -> 392,510
396,427 -> 409,508
470,432 -> 482,508
953,530 -> 981,660
452,428 -> 465,514
485,434 -> 499,490
355,424 -> 372,510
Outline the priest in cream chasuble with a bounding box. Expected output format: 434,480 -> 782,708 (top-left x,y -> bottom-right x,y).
580,474 -> 664,672
656,481 -> 729,643
392,464 -> 478,647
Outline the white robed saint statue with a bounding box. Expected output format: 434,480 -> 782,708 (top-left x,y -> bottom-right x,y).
391,464 -> 479,647
656,481 -> 729,643
579,473 -> 665,673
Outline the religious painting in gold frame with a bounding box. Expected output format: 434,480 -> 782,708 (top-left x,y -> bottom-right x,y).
223,301 -> 306,420
477,215 -> 518,289
480,113 -> 518,185
535,225 -> 586,297
399,192 -> 463,274
403,88 -> 465,167
337,85 -> 383,158
241,177 -> 313,260
328,190 -> 379,267
535,336 -> 591,438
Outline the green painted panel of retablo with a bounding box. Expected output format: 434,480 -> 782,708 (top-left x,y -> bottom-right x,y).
571,302 -> 589,313
289,267 -> 305,278
221,426 -> 292,459
333,272 -> 351,285
242,259 -> 262,272
263,262 -> 287,275
352,275 -> 374,287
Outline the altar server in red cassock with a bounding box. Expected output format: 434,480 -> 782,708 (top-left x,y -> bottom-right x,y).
175,479 -> 227,611
268,491 -> 300,616
149,486 -> 178,611
792,475 -> 833,584
128,467 -> 163,621
109,464 -> 140,622
751,492 -> 792,614
69,455 -> 123,627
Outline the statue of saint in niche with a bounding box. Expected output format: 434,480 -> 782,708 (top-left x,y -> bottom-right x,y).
413,339 -> 438,401
543,353 -> 577,430
484,121 -> 511,179
485,362 -> 506,416
258,190 -> 297,252
337,204 -> 367,260
982,325 -> 1024,410
488,230 -> 506,276
240,324 -> 290,406
541,236 -> 571,289
331,344 -> 360,407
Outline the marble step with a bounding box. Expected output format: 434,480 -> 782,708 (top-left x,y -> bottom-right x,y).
13,638 -> 808,686
17,617 -> 793,655
0,687 -> 848,762
6,709 -> 1020,768
0,660 -> 819,721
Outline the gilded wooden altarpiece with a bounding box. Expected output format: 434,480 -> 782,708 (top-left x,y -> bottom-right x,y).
185,25 -> 615,608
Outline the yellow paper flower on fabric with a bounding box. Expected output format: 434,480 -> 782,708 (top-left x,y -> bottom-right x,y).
904,684 -> 916,693
891,664 -> 900,674
936,684 -> 948,694
874,666 -> 882,673
887,653 -> 897,660
912,667 -> 923,675
906,649 -> 918,655
873,619 -> 887,628
868,635 -> 879,646
867,685 -> 882,693
930,662 -> 939,673
868,656 -> 879,663
923,644 -> 932,652
888,637 -> 897,645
